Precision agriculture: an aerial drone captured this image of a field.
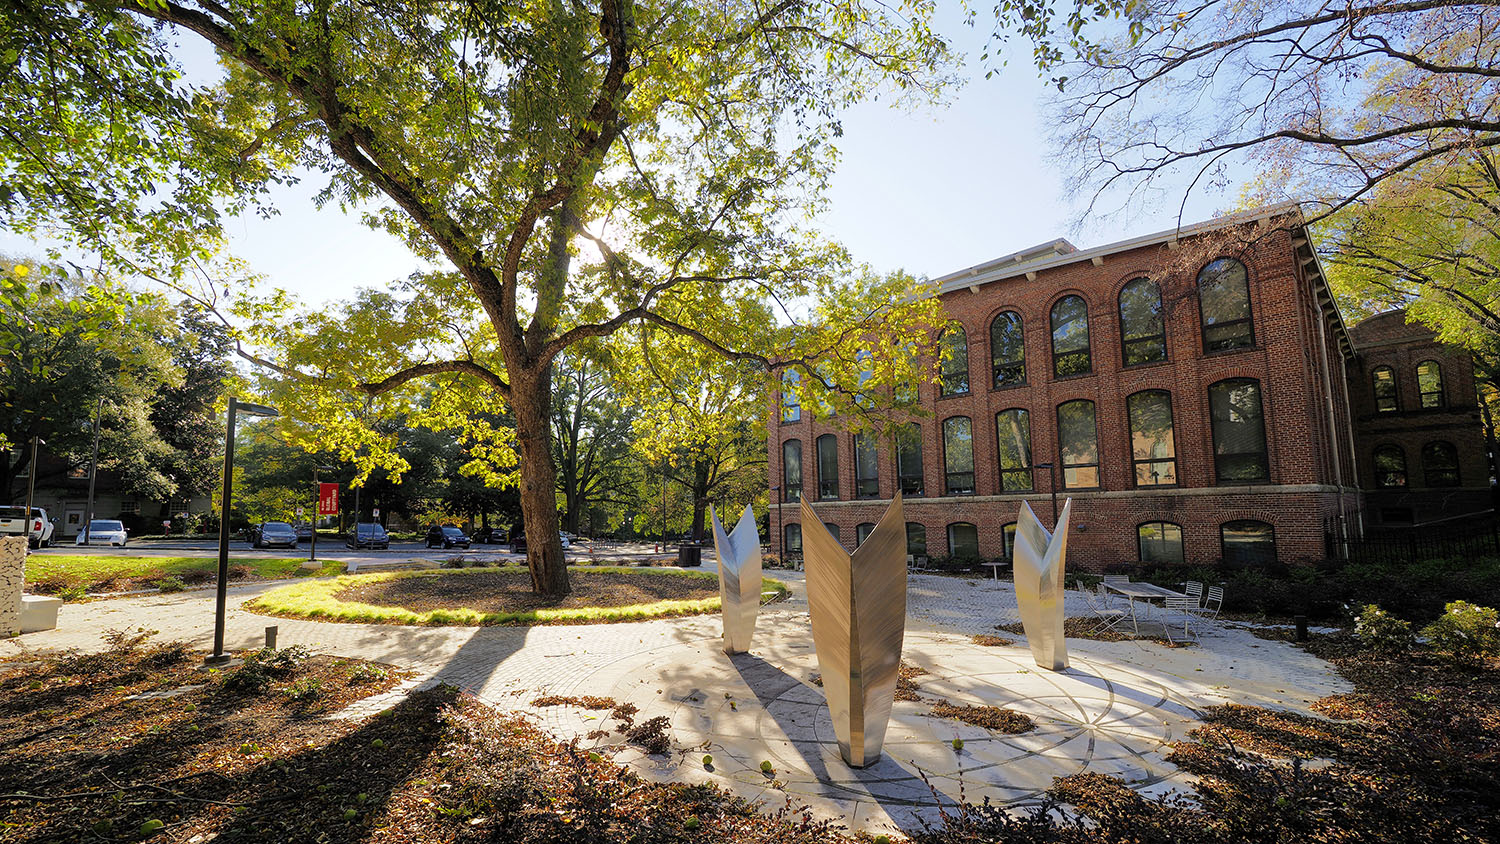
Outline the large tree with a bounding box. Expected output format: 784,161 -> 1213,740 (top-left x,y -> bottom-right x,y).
4,0 -> 950,596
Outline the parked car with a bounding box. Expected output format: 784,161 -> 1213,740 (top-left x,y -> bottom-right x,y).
75,519 -> 128,547
0,506 -> 54,548
425,524 -> 472,549
293,523 -> 314,541
472,526 -> 508,545
251,521 -> 299,549
346,522 -> 390,550
509,532 -> 569,554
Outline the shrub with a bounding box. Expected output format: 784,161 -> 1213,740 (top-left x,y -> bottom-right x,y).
222,645 -> 312,693
1353,604 -> 1415,654
155,576 -> 186,593
284,677 -> 324,701
1421,601 -> 1500,664
347,663 -> 391,685
55,584 -> 89,602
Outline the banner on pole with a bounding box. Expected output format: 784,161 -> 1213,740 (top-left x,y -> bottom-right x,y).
318,483 -> 340,516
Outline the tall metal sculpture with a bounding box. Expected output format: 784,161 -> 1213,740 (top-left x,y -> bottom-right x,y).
801,493 -> 907,767
710,503 -> 763,655
1013,498 -> 1073,671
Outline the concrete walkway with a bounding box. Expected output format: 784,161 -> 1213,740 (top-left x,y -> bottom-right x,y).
2,566 -> 1350,833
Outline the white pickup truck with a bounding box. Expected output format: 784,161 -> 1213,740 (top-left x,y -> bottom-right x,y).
0,505 -> 55,548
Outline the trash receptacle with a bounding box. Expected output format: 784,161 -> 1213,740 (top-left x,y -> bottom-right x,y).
677,543 -> 702,567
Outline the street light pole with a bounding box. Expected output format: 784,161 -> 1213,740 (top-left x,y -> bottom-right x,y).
83,397 -> 105,545
207,398 -> 279,665
22,436 -> 45,550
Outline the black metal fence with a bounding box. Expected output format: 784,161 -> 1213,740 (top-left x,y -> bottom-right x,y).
1326,516 -> 1500,565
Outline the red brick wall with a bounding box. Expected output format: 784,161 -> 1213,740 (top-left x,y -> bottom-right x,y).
766,212 -> 1368,569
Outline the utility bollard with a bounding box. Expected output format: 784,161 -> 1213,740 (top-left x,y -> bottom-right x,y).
265,625 -> 278,650
1294,615 -> 1308,642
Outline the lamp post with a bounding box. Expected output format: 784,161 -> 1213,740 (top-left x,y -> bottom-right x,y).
22,436 -> 45,549
310,465 -> 335,563
82,397 -> 105,545
207,398 -> 279,665
1033,462 -> 1059,529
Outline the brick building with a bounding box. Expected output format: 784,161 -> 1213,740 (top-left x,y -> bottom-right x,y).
767,204 -> 1492,570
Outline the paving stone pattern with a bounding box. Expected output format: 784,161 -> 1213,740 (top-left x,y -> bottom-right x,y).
0,565 -> 1351,834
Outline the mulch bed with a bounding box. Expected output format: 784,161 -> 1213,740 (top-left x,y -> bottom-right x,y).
334,569 -> 718,614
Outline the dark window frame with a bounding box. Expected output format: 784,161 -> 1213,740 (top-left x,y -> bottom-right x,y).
780,371 -> 802,422
1372,444 -> 1408,488
939,323 -> 971,397
896,422 -> 924,496
995,408 -> 1034,492
1119,277 -> 1168,366
855,522 -> 876,547
905,522 -> 927,557
1050,295 -> 1093,377
1416,360 -> 1445,409
781,439 -> 802,502
989,310 -> 1027,389
1127,390 -> 1178,488
1137,521 -> 1185,564
815,433 -> 840,500
784,523 -> 803,556
1197,257 -> 1255,353
941,415 -> 975,495
1371,365 -> 1398,413
1421,440 -> 1460,487
1220,520 -> 1276,567
1056,399 -> 1101,490
1209,378 -> 1271,484
852,432 -> 879,499
1001,522 -> 1017,561
947,521 -> 980,560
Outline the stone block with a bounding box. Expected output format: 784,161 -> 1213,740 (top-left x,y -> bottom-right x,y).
20,594 -> 60,634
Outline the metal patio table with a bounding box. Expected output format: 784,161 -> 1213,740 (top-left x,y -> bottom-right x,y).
1104,581 -> 1189,635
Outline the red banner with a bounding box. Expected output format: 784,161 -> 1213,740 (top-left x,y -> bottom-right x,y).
318,483 -> 340,516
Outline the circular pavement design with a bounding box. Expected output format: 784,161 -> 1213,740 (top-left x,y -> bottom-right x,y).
525,622 -> 1202,832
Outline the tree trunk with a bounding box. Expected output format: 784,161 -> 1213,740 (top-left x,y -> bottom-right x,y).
690,459 -> 711,541
511,369 -> 571,597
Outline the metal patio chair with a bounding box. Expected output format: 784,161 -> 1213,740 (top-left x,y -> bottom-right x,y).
1185,580 -> 1204,607
1192,586 -> 1224,622
1162,595 -> 1199,644
1078,582 -> 1128,635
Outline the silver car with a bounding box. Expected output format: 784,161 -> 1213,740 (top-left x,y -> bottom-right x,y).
75,519 -> 128,546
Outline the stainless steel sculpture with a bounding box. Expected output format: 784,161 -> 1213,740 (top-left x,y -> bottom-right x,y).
1013,498 -> 1073,671
710,503 -> 763,655
801,493 -> 907,767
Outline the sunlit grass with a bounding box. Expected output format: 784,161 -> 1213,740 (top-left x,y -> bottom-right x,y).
246,566 -> 790,626
26,554 -> 328,593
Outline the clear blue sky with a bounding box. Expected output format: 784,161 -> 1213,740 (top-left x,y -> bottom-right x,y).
1,12 -> 1229,304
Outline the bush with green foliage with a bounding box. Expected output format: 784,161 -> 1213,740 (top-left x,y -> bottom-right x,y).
154,575 -> 185,593
1353,604 -> 1415,654
222,645 -> 311,693
1421,601 -> 1500,664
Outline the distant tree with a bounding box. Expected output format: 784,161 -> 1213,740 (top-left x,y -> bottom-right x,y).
150,306 -> 234,501
551,349 -> 637,536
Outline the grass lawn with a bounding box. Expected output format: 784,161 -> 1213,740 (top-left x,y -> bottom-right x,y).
247,565 -> 789,626
25,555 -> 341,597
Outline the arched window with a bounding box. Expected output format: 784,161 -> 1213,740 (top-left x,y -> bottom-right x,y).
824,522 -> 841,544
1209,379 -> 1270,483
856,522 -> 876,547
939,323 -> 970,396
896,422 -> 924,495
990,311 -> 1026,388
784,523 -> 803,556
1422,441 -> 1460,487
1138,522 -> 1185,564
1221,520 -> 1275,567
1417,361 -> 1445,409
1198,258 -> 1254,352
1050,295 -> 1092,376
1001,522 -> 1017,561
906,522 -> 927,557
1373,445 -> 1407,488
947,522 -> 980,559
853,433 -> 879,498
782,440 -> 802,501
816,434 -> 839,499
942,416 -> 975,494
1119,278 -> 1167,365
1371,366 -> 1398,413
1127,390 -> 1177,487
995,409 -> 1033,492
1057,399 -> 1100,488
780,370 -> 802,421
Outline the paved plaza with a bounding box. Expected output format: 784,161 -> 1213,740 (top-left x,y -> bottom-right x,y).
2,564 -> 1351,833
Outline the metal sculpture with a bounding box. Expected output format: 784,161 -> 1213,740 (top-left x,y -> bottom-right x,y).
801,493 -> 907,768
1012,498 -> 1073,671
710,503 -> 763,655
